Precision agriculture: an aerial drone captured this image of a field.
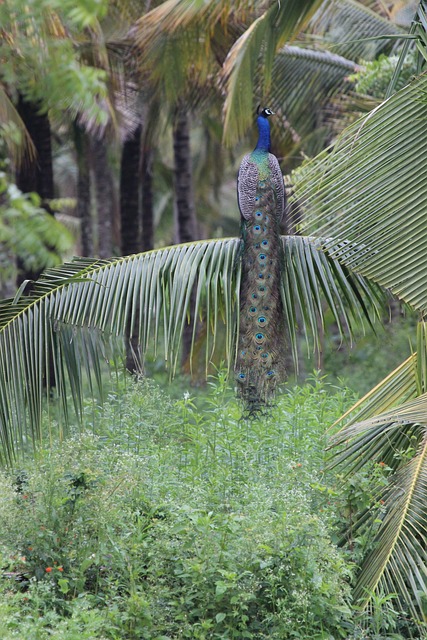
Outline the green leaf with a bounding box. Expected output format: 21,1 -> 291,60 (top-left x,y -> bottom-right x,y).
292,73 -> 427,311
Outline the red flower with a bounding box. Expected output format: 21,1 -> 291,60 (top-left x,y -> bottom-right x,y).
57,566 -> 64,572
45,567 -> 53,573
378,462 -> 386,468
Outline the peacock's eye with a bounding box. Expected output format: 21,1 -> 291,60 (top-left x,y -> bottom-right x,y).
262,240 -> 268,247
259,254 -> 266,260
266,370 -> 275,377
257,316 -> 267,325
255,211 -> 262,218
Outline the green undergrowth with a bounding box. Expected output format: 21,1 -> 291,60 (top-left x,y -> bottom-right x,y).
0,374 -> 401,638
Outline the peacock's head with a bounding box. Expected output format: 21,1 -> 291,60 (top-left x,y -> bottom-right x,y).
256,106 -> 275,118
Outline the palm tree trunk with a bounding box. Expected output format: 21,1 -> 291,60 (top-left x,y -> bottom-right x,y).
119,125 -> 143,372
173,109 -> 197,244
15,97 -> 56,386
173,107 -> 198,365
141,146 -> 154,252
74,123 -> 93,256
16,96 -> 54,283
120,125 -> 142,256
16,96 -> 54,203
90,134 -> 115,258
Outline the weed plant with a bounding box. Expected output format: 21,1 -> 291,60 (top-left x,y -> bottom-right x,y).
0,373 -> 404,638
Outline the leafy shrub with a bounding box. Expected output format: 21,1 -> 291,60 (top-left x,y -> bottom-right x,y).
350,52 -> 417,99
0,375 -> 358,638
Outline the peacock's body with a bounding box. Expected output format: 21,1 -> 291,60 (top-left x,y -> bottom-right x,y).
235,107 -> 286,413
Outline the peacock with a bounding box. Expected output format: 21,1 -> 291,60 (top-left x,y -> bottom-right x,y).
235,106 -> 286,414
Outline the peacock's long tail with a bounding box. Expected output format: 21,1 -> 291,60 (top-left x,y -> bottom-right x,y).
235,180 -> 286,414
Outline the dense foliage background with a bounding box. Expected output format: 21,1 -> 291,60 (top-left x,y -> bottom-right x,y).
1,0 -> 427,637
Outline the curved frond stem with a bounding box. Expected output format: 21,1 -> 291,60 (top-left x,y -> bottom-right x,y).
0,234 -> 380,464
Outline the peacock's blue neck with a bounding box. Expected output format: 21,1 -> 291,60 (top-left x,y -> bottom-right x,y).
254,116 -> 271,153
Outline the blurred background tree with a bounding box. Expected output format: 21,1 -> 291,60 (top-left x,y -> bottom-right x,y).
0,0 -> 420,383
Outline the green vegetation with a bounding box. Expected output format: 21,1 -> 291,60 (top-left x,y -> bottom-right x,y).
1,374 -> 415,639
1,0 -> 427,635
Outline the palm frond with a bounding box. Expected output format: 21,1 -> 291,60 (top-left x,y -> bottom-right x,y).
272,45 -> 359,158
332,353 -> 418,427
0,84 -> 36,163
292,72 -> 427,312
329,393 -> 427,625
221,0 -> 325,145
282,235 -> 382,367
308,0 -> 405,60
331,320 -> 427,429
386,0 -> 427,97
0,235 -> 381,465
